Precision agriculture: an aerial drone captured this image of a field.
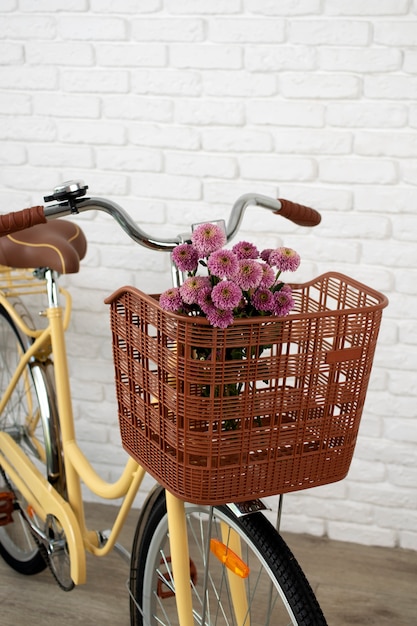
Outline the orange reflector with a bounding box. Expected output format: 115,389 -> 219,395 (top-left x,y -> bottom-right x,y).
26,505 -> 35,518
210,538 -> 250,579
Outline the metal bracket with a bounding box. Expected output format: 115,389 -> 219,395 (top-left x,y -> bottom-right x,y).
226,499 -> 269,518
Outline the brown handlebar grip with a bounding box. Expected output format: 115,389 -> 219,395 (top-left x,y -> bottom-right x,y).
0,205 -> 46,237
276,199 -> 321,227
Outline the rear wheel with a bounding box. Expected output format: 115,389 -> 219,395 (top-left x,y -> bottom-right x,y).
130,487 -> 327,625
0,301 -> 62,575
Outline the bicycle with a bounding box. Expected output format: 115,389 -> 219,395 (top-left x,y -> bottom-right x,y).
0,180 -> 387,625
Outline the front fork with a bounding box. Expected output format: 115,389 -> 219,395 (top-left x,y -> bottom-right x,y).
164,491 -> 274,626
165,492 -> 195,626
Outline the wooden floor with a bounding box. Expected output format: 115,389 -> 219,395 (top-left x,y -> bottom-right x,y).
0,502 -> 416,625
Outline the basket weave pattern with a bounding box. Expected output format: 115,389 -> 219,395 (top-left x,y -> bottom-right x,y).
108,272 -> 387,504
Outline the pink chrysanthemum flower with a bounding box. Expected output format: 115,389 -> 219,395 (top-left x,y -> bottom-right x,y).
269,247 -> 300,273
171,243 -> 199,273
234,259 -> 263,291
279,283 -> 293,295
206,307 -> 234,329
260,248 -> 273,263
180,276 -> 211,304
159,287 -> 183,312
207,249 -> 239,279
197,285 -> 215,315
259,262 -> 276,288
273,288 -> 295,317
211,280 -> 242,310
192,222 -> 226,256
251,288 -> 275,312
232,240 -> 259,260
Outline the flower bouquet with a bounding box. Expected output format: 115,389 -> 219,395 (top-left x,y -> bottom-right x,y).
159,221 -> 300,328
158,222 -> 301,430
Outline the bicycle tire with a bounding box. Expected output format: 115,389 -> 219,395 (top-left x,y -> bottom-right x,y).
0,301 -> 62,575
130,487 -> 327,626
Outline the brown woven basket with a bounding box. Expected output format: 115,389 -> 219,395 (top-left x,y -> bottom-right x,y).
106,272 -> 388,505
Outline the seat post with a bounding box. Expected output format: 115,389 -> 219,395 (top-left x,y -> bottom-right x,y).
44,268 -> 60,308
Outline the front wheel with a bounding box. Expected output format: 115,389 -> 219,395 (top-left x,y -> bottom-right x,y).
130,487 -> 327,626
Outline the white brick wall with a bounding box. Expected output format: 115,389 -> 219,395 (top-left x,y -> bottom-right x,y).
1,1 -> 416,551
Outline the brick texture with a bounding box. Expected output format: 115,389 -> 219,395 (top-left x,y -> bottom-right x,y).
0,2 -> 416,552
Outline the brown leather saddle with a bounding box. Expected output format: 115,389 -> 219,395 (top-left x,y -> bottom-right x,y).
0,219 -> 87,274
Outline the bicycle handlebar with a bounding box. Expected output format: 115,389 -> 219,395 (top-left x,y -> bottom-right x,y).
0,182 -> 321,249
276,198 -> 321,227
0,205 -> 46,235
